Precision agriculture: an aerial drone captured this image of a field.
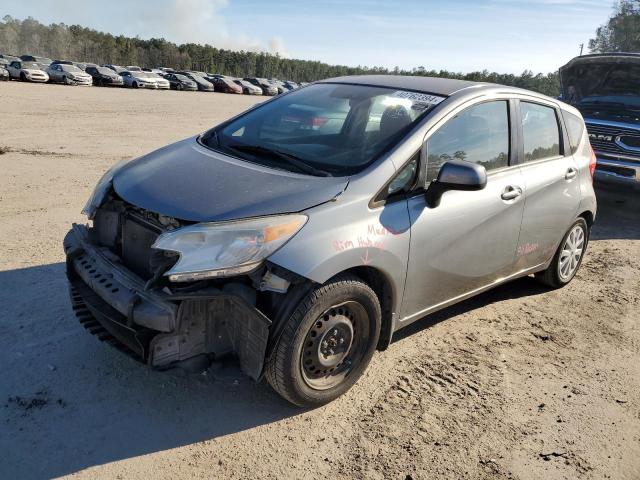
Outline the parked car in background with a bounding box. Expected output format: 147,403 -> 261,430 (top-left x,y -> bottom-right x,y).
269,79 -> 288,95
211,76 -> 243,94
47,63 -> 93,86
7,60 -> 49,82
233,78 -> 262,95
244,77 -> 278,95
121,70 -> 169,89
283,80 -> 299,90
126,65 -> 142,72
50,60 -> 74,66
175,71 -> 214,91
560,53 -> 640,190
103,65 -> 127,74
75,62 -> 96,71
20,55 -> 52,66
0,63 -> 9,81
162,73 -> 197,91
67,76 -> 597,407
0,53 -> 19,62
86,66 -> 124,87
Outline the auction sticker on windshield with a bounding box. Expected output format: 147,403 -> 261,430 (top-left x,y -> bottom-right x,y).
390,90 -> 446,111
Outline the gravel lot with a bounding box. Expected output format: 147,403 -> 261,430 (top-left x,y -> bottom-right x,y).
1,81 -> 638,480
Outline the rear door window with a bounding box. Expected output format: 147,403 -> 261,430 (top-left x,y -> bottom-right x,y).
426,101 -> 510,181
521,102 -> 561,162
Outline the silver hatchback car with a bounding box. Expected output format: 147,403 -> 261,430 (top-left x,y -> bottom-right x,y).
65,76 -> 596,407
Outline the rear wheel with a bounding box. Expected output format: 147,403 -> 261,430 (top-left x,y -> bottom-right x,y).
266,274 -> 381,407
536,218 -> 589,288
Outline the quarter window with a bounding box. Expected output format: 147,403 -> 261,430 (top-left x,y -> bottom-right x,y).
426,101 -> 510,181
521,102 -> 561,161
561,111 -> 584,155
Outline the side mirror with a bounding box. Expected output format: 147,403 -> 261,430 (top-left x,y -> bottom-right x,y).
425,160 -> 487,208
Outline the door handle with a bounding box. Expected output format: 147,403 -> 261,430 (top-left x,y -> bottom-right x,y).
565,168 -> 578,180
501,186 -> 522,201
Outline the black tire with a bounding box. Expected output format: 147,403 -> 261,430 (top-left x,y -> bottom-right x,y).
20,72 -> 27,82
132,81 -> 138,89
266,274 -> 381,407
177,83 -> 183,91
535,217 -> 589,288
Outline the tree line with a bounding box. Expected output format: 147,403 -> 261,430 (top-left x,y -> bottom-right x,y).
589,0 -> 640,53
0,2 -> 636,98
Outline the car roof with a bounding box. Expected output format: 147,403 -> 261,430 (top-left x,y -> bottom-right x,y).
319,75 -> 486,96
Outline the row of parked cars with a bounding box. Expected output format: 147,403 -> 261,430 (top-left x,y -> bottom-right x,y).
0,53 -> 304,96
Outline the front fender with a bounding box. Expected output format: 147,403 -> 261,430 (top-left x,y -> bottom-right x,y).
268,196 -> 411,316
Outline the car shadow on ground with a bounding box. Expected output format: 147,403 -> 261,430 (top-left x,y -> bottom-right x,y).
392,275 -> 549,344
0,263 -> 299,479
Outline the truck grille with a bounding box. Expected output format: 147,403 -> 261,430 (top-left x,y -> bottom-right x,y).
586,122 -> 640,160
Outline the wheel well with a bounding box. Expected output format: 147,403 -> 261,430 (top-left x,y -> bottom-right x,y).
342,266 -> 394,351
579,210 -> 594,230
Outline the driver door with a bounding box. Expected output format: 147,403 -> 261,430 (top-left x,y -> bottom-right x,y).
400,99 -> 526,323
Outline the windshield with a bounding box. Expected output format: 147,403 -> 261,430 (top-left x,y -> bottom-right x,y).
96,67 -> 113,75
61,65 -> 83,73
203,83 -> 445,176
175,74 -> 190,82
22,62 -> 40,69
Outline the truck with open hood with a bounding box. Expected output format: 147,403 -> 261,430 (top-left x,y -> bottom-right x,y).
560,53 -> 640,188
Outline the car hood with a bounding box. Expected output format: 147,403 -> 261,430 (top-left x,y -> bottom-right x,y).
112,137 -> 349,222
559,55 -> 640,104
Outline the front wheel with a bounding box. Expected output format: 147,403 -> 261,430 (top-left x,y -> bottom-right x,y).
266,274 -> 381,407
536,218 -> 589,288
132,81 -> 138,89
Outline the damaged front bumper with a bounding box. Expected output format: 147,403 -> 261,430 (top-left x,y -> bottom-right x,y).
64,224 -> 271,379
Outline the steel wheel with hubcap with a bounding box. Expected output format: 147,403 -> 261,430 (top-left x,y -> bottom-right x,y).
266,274 -> 381,407
536,217 -> 589,288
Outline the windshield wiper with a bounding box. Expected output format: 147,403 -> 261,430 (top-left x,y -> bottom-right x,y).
224,143 -> 333,177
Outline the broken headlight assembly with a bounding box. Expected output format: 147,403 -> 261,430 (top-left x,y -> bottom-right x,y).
81,159 -> 131,219
152,214 -> 307,282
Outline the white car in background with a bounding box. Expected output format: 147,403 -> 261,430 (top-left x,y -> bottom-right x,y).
6,60 -> 49,83
121,71 -> 170,90
47,63 -> 93,86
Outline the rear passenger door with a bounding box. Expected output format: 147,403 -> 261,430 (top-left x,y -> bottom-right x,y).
514,100 -> 581,271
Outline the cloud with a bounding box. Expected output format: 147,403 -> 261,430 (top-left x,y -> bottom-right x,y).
268,36 -> 289,58
139,0 -> 288,55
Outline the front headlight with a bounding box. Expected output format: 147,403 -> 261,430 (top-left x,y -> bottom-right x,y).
152,214 -> 308,282
81,159 -> 130,219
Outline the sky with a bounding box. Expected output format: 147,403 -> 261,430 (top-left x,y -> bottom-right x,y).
2,0 -> 615,74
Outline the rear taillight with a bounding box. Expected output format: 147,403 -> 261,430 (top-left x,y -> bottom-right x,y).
589,145 -> 597,180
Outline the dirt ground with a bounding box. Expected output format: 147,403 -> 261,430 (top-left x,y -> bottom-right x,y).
0,81 -> 638,480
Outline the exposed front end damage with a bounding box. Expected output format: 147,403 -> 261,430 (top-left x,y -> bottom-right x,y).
64,194 -> 305,379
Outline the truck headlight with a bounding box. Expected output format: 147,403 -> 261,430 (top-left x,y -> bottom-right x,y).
81,159 -> 130,219
152,214 -> 308,282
